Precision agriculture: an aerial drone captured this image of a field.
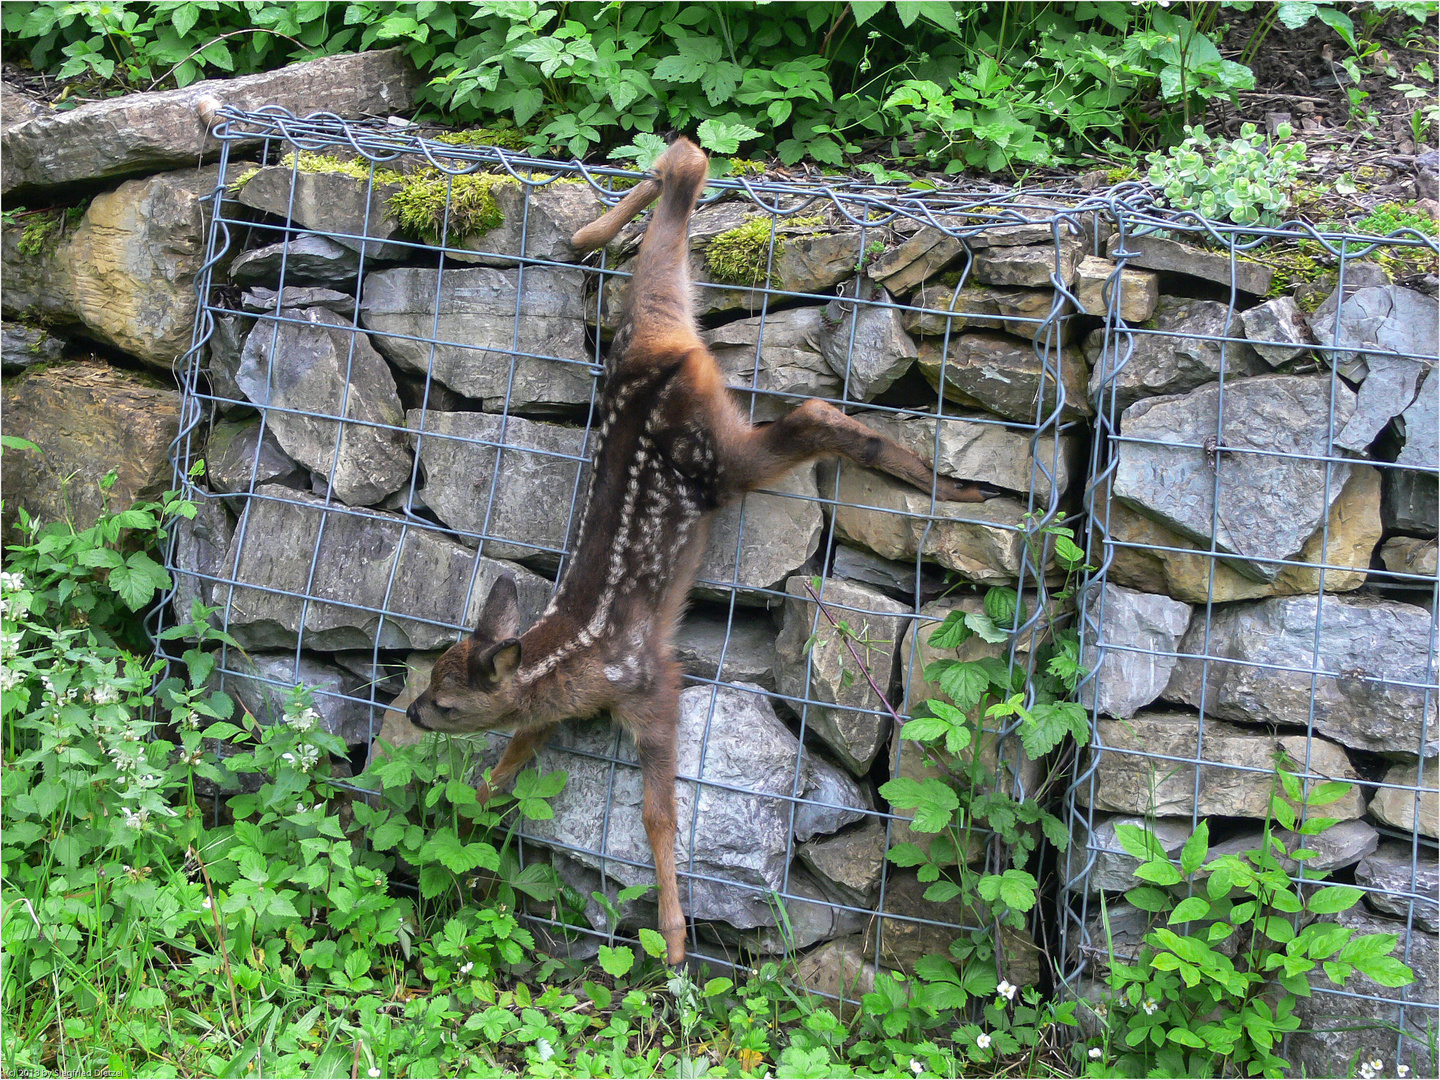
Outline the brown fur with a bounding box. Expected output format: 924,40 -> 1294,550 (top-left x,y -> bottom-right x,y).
408,138 -> 998,965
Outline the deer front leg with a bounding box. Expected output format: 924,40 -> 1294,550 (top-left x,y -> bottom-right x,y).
617,688 -> 686,965
476,722 -> 557,804
727,398 -> 1002,502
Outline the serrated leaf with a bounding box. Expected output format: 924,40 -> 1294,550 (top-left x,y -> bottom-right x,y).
923,880 -> 962,903
927,610 -> 971,649
697,118 -> 762,155
937,661 -> 989,711
964,610 -> 1008,644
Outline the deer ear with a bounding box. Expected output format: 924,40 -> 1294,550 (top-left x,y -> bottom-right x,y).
471,575 -> 520,642
469,637 -> 521,684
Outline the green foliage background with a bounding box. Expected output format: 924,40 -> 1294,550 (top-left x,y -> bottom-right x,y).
1,1 -> 1361,172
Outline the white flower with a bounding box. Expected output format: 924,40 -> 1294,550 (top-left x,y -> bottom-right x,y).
202,896 -> 212,910
289,706 -> 320,733
536,1038 -> 554,1063
368,1070 -> 379,1078
1089,1047 -> 1103,1060
910,1059 -> 923,1075
0,666 -> 22,691
122,807 -> 149,829
976,1033 -> 991,1050
90,683 -> 119,706
1360,1064 -> 1375,1080
460,961 -> 473,975
0,572 -> 24,592
997,979 -> 1017,1001
1398,1065 -> 1411,1078
1142,996 -> 1159,1016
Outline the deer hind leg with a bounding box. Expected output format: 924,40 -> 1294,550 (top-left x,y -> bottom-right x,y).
725,397 -> 1002,503
616,681 -> 686,965
476,722 -> 557,804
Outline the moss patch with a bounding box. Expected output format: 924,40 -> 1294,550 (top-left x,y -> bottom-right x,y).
389,170 -> 506,245
434,127 -> 528,152
704,213 -> 827,286
11,205 -> 84,257
1352,202 -> 1439,239
723,158 -> 766,177
228,152 -> 405,192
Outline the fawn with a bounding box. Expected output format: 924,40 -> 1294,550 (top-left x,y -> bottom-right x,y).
407,137 -> 998,964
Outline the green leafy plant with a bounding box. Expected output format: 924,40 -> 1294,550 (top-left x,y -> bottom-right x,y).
1076,766 -> 1417,1079
1145,122 -> 1307,227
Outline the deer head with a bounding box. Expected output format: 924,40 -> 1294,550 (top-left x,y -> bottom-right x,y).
407,576 -> 525,733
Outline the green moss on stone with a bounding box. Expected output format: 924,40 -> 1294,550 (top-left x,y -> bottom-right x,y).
434,127 -> 528,151
389,170 -> 506,245
704,213 -> 828,286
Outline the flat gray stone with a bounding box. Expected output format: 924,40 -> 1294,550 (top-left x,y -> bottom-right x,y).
1381,536 -> 1439,582
241,286 -> 356,314
1,321 -> 64,372
238,166 -> 407,261
792,936 -> 877,1017
360,266 -> 594,412
169,490 -> 235,632
1113,374 -> 1356,582
829,544 -> 949,605
1205,818 -> 1379,876
858,408 -> 1083,505
406,410 -> 586,569
217,652 -> 376,747
235,306 -> 412,506
916,333 -> 1092,423
701,307 -> 841,422
1384,468 -> 1438,537
774,576 -> 909,775
1336,356 -> 1430,453
1312,284 -> 1438,374
1239,294 -> 1316,365
207,313 -> 252,413
446,179 -> 605,267
1370,758 -> 1439,839
205,415 -> 306,495
827,463 -> 1031,584
220,484 -> 551,651
1105,232 -> 1273,295
673,607 -> 777,690
1072,256 -> 1158,323
971,236 -> 1081,288
1079,713 -> 1366,820
726,866 -> 870,953
1289,909 -> 1436,1080
1164,595 -> 1439,758
818,277 -> 917,401
904,280 -> 1077,345
1085,296 -> 1267,413
1,49 -> 421,195
694,464 -> 822,605
1079,582 -> 1192,720
230,234 -> 362,289
1396,367 -> 1438,469
475,683 -> 868,930
1357,841 -> 1440,933
798,819 -> 887,906
793,754 -> 873,843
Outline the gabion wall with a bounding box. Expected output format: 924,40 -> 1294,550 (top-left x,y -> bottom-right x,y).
161,108 -> 1438,1075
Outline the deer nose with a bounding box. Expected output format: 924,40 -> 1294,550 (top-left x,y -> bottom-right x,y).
406,700 -> 431,730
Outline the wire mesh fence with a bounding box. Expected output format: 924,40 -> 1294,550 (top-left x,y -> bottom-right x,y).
159,106 -> 1437,1070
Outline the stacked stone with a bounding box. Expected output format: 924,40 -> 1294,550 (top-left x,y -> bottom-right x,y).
1071,241 -> 1438,1076
3,63 -> 1436,1074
